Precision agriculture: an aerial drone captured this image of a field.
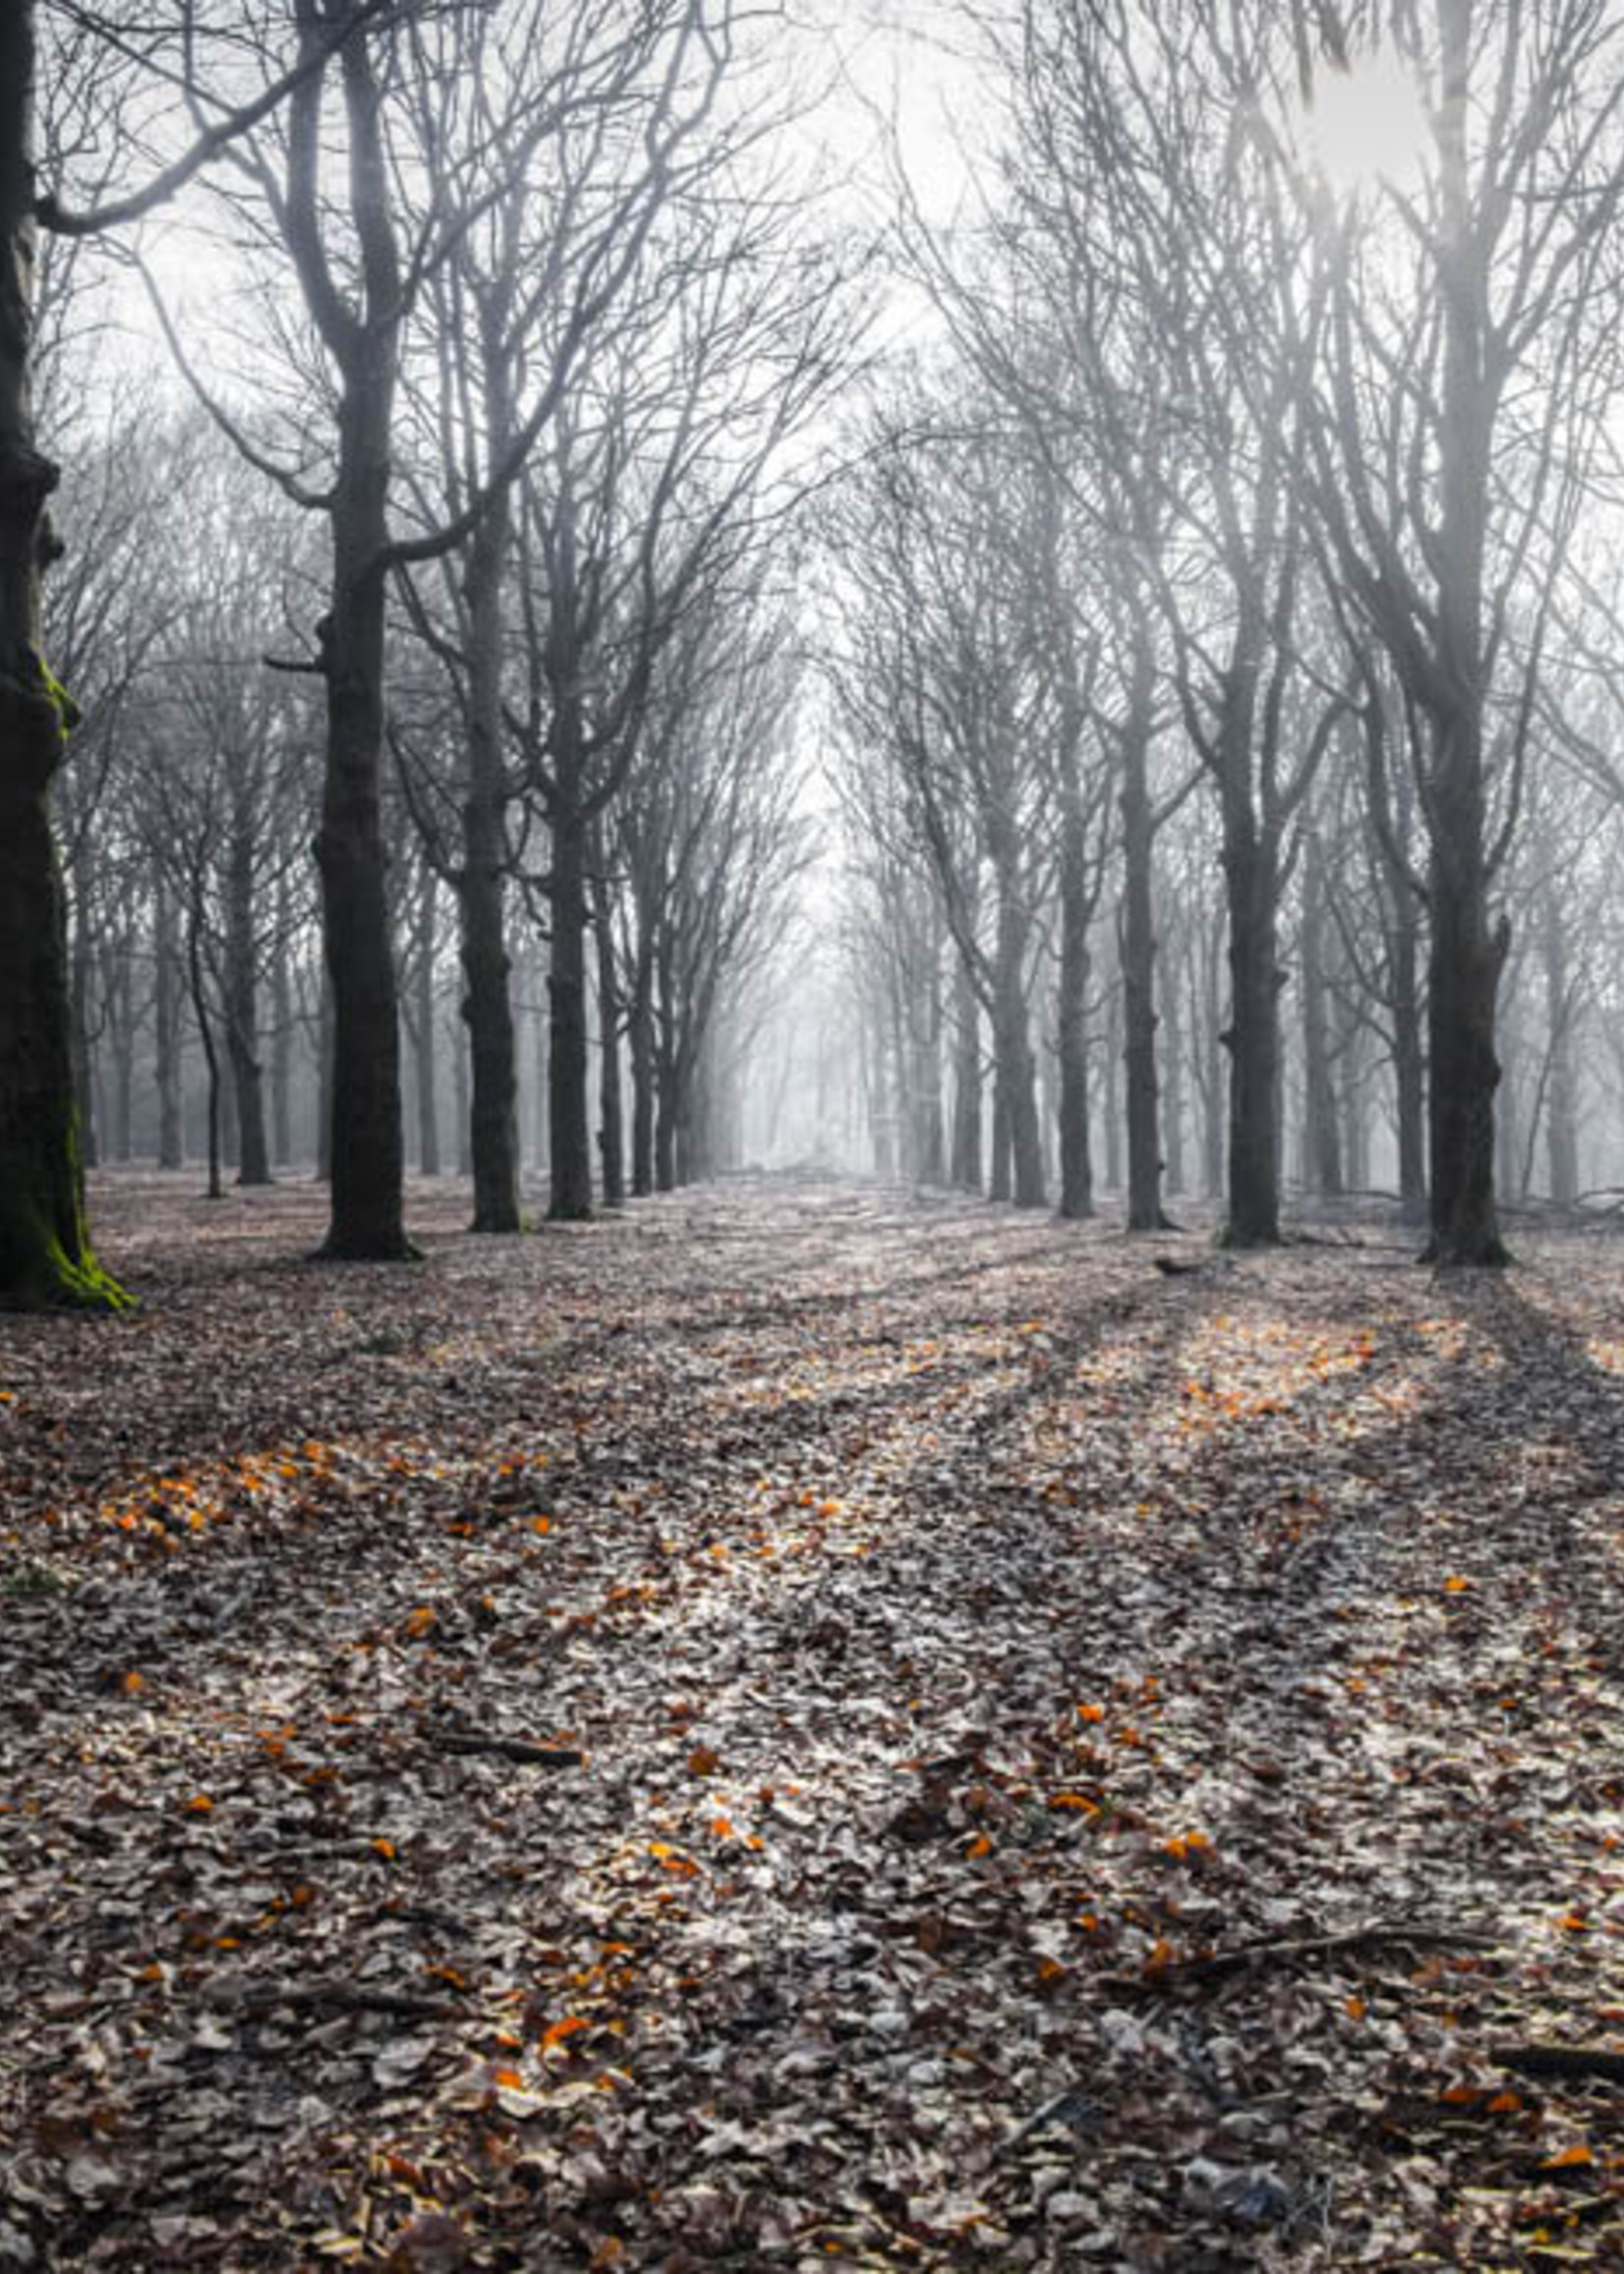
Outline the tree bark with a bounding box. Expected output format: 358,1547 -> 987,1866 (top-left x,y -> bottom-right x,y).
457,335 -> 520,1233
1221,812 -> 1283,1248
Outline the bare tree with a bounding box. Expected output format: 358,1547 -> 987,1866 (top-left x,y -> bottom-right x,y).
1296,0 -> 1624,1259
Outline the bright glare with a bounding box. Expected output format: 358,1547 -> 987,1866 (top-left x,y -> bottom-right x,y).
1304,46 -> 1431,196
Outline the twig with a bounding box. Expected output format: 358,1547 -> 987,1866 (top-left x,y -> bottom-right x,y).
433,1732 -> 585,1768
1099,1920 -> 1499,1993
1496,2042 -> 1624,2085
994,2083 -> 1106,2159
204,1975 -> 462,2021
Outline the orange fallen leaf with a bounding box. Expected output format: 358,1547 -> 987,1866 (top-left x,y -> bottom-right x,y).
1486,2091 -> 1522,2113
1544,2143 -> 1595,2169
372,1837 -> 396,1861
1345,1996 -> 1366,2021
1443,1575 -> 1471,1594
122,1671 -> 146,1695
185,1793 -> 213,1814
541,2015 -> 589,2050
404,1604 -> 436,1638
966,1833 -> 993,1858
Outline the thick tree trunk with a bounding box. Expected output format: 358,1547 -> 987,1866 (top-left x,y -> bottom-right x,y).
459,417 -> 520,1233
317,457 -> 408,1254
0,2 -> 128,1308
1425,717 -> 1508,1262
459,814 -> 519,1227
1220,816 -> 1282,1248
547,782 -> 594,1219
294,21 -> 410,1258
1417,5 -> 1505,1264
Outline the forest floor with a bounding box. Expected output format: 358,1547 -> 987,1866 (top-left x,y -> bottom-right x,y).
5,1173 -> 1624,2271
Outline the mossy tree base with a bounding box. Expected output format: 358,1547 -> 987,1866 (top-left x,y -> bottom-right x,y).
0,663 -> 134,1314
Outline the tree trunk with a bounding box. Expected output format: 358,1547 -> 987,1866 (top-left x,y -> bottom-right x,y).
547,783 -> 594,1218
0,1 -> 128,1307
103,936 -> 134,1160
411,870 -> 440,1175
590,834 -> 625,1208
458,385 -> 520,1232
1425,719 -> 1508,1260
1299,831 -> 1342,1200
153,884 -> 185,1169
1541,886 -> 1579,1205
1221,828 -> 1282,1247
225,809 -> 271,1185
317,435 -> 408,1253
269,889 -> 294,1170
1162,945 -> 1186,1197
950,956 -> 981,1192
1056,747 -> 1093,1221
297,22 -> 410,1258
1120,701 -> 1163,1231
1102,971 -> 1124,1193
992,874 -> 1044,1208
629,972 -> 656,1197
186,906 -> 224,1203
1408,1 -> 1505,1264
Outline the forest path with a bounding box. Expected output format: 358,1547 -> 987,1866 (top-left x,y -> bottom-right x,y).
4,1172 -> 1624,2269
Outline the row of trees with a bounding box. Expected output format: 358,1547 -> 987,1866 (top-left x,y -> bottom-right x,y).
3,0 -> 847,1305
828,0 -> 1624,1264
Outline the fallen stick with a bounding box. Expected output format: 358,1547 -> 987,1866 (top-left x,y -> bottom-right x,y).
1100,1920 -> 1499,1993
1496,2042 -> 1624,2085
205,1975 -> 463,2020
433,1732 -> 584,1768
